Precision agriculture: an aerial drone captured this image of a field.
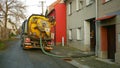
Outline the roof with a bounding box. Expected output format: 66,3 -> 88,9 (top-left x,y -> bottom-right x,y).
48,0 -> 61,11
96,15 -> 116,21
46,0 -> 61,16
45,0 -> 65,16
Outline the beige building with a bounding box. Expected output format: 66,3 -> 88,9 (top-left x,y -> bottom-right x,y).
7,19 -> 17,35
65,0 -> 120,63
65,0 -> 96,53
96,0 -> 120,63
0,18 -> 17,39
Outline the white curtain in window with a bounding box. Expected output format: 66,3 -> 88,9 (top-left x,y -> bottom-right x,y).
76,0 -> 79,11
86,0 -> 94,6
76,28 -> 81,40
68,3 -> 71,15
86,0 -> 90,5
68,29 -> 72,40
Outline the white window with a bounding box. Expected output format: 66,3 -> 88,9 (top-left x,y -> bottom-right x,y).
79,1 -> 83,9
68,2 -> 72,15
68,29 -> 72,40
86,0 -> 94,6
76,28 -> 81,40
51,33 -> 54,39
76,0 -> 79,11
76,0 -> 83,11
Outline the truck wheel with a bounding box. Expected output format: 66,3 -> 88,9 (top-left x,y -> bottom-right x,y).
45,49 -> 51,52
22,45 -> 27,50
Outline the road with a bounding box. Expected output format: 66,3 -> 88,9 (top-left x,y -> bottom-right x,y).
0,39 -> 76,68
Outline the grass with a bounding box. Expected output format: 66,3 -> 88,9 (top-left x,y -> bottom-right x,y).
0,37 -> 19,50
0,42 -> 6,50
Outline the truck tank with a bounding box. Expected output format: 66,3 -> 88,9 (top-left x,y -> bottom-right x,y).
21,14 -> 55,51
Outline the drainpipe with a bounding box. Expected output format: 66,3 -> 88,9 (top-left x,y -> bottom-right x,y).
95,0 -> 98,56
62,37 -> 64,46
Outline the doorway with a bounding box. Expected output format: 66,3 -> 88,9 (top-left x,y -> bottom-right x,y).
84,18 -> 96,52
107,25 -> 116,61
101,25 -> 116,61
89,19 -> 96,52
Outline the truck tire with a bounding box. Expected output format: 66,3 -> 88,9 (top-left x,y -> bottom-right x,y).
22,45 -> 25,49
22,45 -> 27,50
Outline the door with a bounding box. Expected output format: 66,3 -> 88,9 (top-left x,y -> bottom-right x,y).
107,25 -> 116,61
90,19 -> 96,52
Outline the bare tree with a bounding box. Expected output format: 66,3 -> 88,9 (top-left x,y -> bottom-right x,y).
0,0 -> 26,28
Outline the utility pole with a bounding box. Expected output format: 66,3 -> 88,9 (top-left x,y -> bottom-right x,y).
39,1 -> 46,15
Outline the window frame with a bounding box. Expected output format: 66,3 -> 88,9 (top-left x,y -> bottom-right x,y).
68,2 -> 72,15
76,0 -> 83,11
68,29 -> 72,40
76,0 -> 79,11
76,28 -> 82,40
86,0 -> 94,6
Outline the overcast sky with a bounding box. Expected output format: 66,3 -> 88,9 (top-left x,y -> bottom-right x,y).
21,0 -> 56,18
16,0 -> 56,27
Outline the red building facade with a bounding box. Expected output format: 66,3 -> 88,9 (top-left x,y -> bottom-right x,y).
46,1 -> 66,45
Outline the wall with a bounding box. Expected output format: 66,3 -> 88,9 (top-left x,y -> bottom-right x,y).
115,15 -> 120,64
55,3 -> 66,45
7,22 -> 13,29
49,10 -> 55,17
97,0 -> 120,63
66,0 -> 96,51
98,0 -> 120,17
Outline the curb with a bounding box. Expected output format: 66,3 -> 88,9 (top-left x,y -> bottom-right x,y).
66,59 -> 90,68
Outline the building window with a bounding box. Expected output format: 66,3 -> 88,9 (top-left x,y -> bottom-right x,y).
86,0 -> 94,6
76,0 -> 83,11
68,29 -> 72,40
76,28 -> 81,40
68,2 -> 72,15
102,0 -> 111,3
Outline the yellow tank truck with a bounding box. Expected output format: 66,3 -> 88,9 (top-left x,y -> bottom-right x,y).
21,14 -> 55,51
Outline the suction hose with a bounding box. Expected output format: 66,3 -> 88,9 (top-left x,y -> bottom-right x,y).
40,37 -> 68,58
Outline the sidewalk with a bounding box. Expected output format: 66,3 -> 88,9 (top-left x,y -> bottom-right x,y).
51,45 -> 120,68
51,45 -> 94,58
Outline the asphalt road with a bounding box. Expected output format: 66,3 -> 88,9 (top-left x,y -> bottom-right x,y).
0,40 -> 76,68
